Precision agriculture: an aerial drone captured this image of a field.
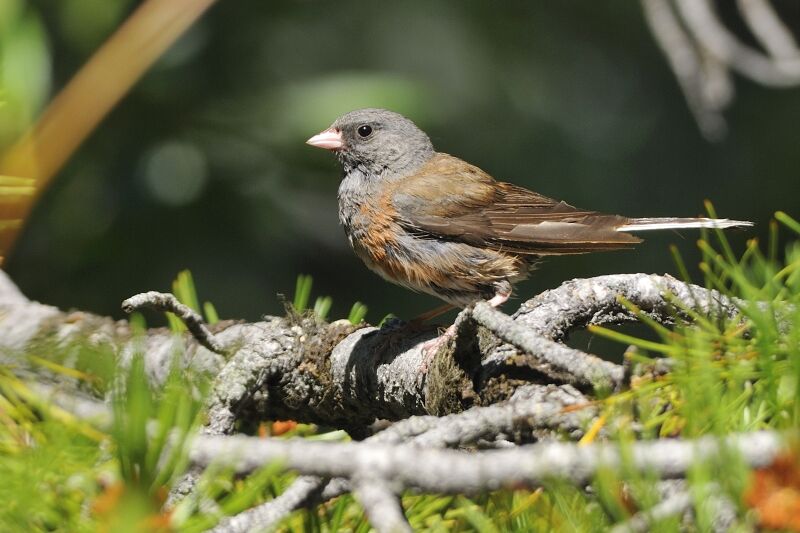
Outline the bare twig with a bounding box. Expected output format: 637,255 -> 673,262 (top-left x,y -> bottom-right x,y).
675,0 -> 800,86
513,273 -> 739,340
352,478 -> 411,533
472,301 -> 625,390
213,384 -> 595,528
642,0 -> 800,139
736,0 -> 800,60
611,490 -> 692,533
122,291 -> 226,354
640,0 -> 729,139
208,475 -> 325,533
189,431 -> 783,493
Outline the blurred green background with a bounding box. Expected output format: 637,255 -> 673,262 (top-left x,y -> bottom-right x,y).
3,1 -> 799,324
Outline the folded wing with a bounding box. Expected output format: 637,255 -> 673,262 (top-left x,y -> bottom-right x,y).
391,153 -> 641,255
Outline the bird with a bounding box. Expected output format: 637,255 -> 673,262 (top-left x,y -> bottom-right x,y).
306,108 -> 752,347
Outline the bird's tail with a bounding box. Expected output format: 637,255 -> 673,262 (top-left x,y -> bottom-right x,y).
616,217 -> 753,232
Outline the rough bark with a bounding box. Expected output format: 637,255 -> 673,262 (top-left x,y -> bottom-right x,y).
0,271 -> 741,433
0,269 -> 758,531
189,431 -> 783,491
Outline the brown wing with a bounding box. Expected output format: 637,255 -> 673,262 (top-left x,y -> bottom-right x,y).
390,153 -> 640,255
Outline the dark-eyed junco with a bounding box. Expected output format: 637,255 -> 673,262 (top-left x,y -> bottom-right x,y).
307,108 -> 751,316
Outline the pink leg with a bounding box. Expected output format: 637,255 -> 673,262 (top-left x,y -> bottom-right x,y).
419,288 -> 510,372
420,323 -> 457,352
419,323 -> 456,372
487,291 -> 509,308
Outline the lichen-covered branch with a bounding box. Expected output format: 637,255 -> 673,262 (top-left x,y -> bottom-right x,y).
472,302 -> 624,390
610,489 -> 692,533
512,273 -> 739,340
208,475 -> 325,533
189,431 -> 783,492
208,382 -> 595,531
0,268 -> 775,531
480,273 -> 739,387
122,291 -> 226,354
352,478 -> 411,533
0,270 -> 745,433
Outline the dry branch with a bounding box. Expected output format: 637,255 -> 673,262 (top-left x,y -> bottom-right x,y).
207,476 -> 325,533
189,431 -> 782,492
611,489 -> 692,533
352,478 -> 411,533
472,302 -> 624,389
0,269 -> 741,438
122,291 -> 226,354
642,0 -> 800,139
0,269 -> 760,530
208,383 -> 592,532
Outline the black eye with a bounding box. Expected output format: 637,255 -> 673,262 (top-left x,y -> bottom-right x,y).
357,125 -> 373,138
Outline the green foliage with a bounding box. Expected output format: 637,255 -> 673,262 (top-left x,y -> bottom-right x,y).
592,211 -> 800,440
0,417 -> 101,531
111,353 -> 207,495
347,301 -> 368,325
168,270 -> 219,332
293,273 -> 369,324
293,273 -> 314,312
0,1 -> 51,146
175,463 -> 286,533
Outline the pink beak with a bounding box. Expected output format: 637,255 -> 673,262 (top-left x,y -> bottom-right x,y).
306,128 -> 344,150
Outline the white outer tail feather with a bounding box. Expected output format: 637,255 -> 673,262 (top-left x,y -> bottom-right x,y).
617,217 -> 754,232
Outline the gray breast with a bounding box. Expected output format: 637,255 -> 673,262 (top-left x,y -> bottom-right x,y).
337,169 -> 377,239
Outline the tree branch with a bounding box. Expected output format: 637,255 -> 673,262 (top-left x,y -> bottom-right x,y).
674,0 -> 800,86
0,270 -> 746,434
208,475 -> 325,533
472,302 -> 624,390
2,268 -> 765,530
122,291 -> 226,354
610,489 -> 692,533
642,0 -> 800,140
189,431 -> 783,492
352,478 -> 411,533
640,0 -> 730,139
204,383 -> 595,528
736,0 -> 800,60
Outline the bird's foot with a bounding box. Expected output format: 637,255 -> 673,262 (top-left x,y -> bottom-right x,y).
487,290 -> 510,308
417,291 -> 507,373
419,323 -> 457,373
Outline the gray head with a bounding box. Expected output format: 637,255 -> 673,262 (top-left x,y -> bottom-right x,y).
306,108 -> 435,176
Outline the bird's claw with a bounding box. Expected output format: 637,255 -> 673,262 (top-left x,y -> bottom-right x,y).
418,324 -> 457,373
